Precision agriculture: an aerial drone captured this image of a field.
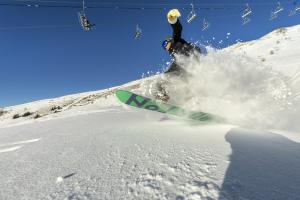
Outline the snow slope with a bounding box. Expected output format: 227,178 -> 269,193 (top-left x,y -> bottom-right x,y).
227,25 -> 300,76
0,25 -> 300,200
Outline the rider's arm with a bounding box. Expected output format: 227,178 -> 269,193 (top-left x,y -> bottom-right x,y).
171,19 -> 182,43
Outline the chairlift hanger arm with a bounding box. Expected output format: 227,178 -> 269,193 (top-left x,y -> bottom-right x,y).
274,2 -> 284,13
202,18 -> 210,30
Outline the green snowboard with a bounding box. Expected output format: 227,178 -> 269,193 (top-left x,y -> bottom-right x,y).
115,89 -> 223,123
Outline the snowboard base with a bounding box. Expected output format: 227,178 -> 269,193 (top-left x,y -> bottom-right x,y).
116,89 -> 223,123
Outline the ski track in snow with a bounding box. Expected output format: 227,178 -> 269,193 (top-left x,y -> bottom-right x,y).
0,146 -> 23,154
0,138 -> 41,147
0,138 -> 41,154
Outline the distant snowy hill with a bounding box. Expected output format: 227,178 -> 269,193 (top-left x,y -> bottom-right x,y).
0,25 -> 300,200
227,24 -> 300,76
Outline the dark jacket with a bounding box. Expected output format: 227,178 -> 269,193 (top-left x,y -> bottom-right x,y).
169,20 -> 199,57
165,19 -> 200,74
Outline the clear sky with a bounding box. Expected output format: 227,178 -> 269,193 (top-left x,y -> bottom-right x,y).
0,0 -> 299,107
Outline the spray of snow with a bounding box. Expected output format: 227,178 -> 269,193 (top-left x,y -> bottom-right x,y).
141,48 -> 300,131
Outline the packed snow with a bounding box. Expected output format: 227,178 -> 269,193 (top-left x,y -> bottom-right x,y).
0,25 -> 300,200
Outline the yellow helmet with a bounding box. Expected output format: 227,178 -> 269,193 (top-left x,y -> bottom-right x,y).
167,9 -> 181,24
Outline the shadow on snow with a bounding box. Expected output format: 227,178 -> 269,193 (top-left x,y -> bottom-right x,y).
220,128 -> 300,200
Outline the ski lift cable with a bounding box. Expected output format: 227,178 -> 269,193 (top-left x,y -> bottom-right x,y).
0,3 -> 237,11
0,2 -> 227,10
12,0 -> 79,4
82,0 -> 85,12
0,3 -> 79,8
0,24 -> 76,31
7,0 -> 294,7
0,0 -> 294,10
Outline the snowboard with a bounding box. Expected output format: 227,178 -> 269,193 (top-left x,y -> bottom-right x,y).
115,89 -> 223,123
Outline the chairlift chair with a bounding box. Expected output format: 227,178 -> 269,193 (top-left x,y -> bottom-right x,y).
242,17 -> 251,25
270,2 -> 284,20
289,7 -> 297,16
289,3 -> 300,16
241,3 -> 252,25
274,2 -> 284,14
78,12 -> 95,31
78,0 -> 95,31
134,24 -> 142,39
269,11 -> 278,20
241,3 -> 252,18
202,18 -> 210,31
187,4 -> 197,23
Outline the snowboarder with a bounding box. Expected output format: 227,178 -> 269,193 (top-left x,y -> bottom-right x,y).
162,9 -> 201,75
155,9 -> 201,102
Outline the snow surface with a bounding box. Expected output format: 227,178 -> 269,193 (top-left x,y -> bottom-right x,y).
0,25 -> 300,200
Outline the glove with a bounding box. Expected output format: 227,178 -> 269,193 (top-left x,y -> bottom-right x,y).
167,9 -> 181,24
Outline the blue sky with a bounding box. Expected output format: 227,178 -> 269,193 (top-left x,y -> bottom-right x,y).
0,0 -> 299,107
